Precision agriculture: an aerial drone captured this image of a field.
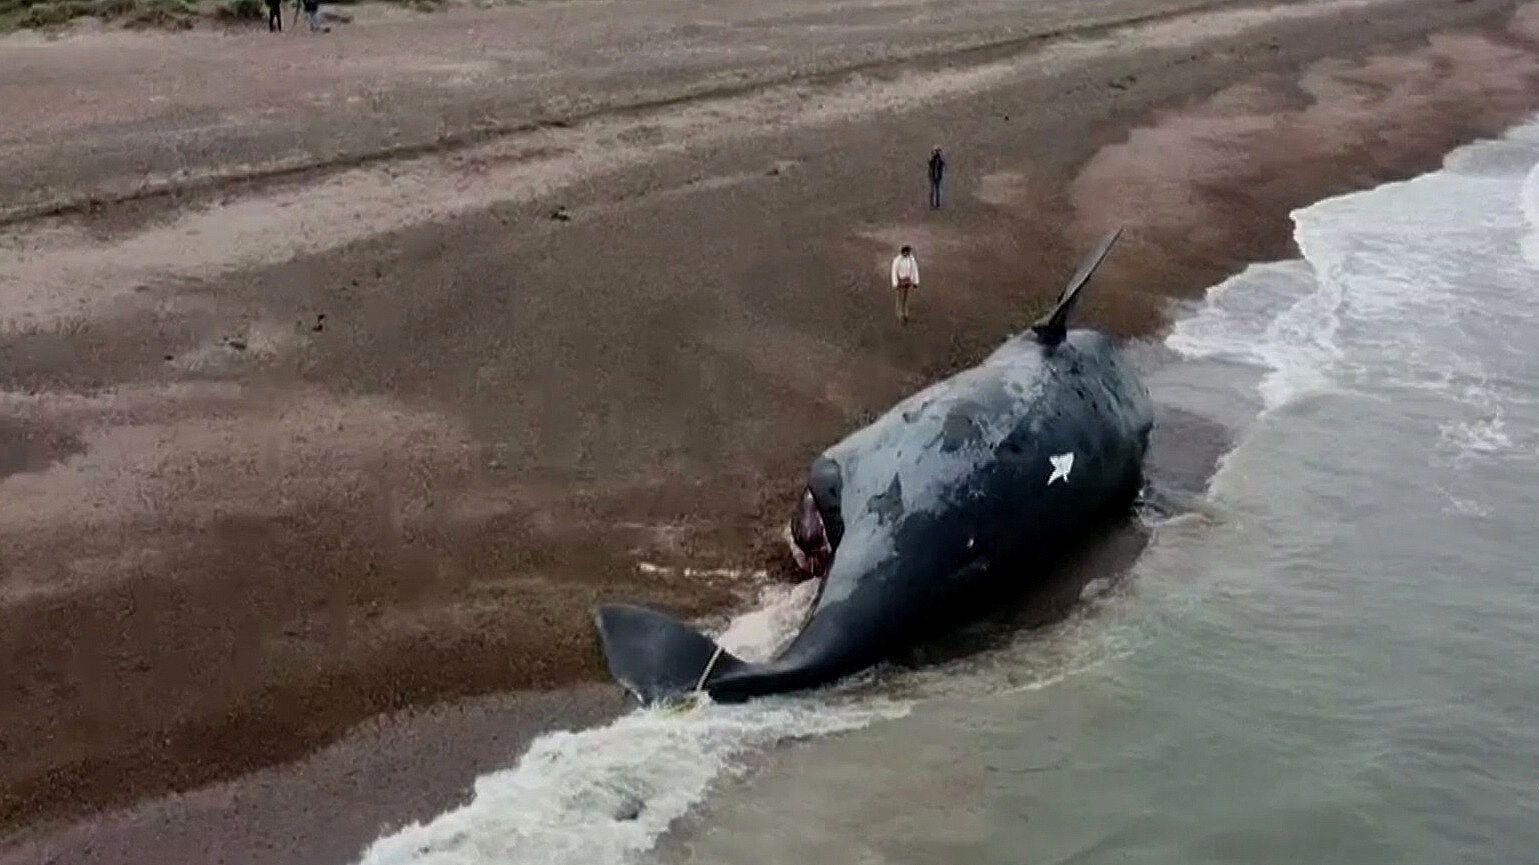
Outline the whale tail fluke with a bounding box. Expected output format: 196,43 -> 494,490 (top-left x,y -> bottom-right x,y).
1032,227 -> 1123,346
594,603 -> 748,704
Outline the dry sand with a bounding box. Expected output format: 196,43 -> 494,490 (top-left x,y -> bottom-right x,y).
4,0 -> 1539,859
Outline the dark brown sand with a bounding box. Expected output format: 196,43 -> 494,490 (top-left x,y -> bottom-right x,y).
4,0 -> 1539,860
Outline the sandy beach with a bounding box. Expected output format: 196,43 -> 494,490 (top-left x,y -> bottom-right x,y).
4,0 -> 1539,860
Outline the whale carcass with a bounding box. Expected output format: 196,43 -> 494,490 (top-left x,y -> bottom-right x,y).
595,230 -> 1152,703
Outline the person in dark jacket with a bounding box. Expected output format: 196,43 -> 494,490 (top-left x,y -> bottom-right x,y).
301,0 -> 323,31
265,0 -> 281,30
927,146 -> 946,209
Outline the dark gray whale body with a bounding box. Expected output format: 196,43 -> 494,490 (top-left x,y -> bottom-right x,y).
596,231 -> 1152,704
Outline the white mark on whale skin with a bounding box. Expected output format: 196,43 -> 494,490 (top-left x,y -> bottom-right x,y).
1047,452 -> 1075,485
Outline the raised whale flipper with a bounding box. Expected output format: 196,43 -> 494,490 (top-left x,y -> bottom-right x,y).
1031,227 -> 1123,346
594,603 -> 748,704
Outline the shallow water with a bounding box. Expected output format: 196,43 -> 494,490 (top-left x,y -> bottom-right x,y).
358,120 -> 1539,865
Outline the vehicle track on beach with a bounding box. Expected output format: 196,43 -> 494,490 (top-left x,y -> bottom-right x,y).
2,0 -> 1514,329
0,0 -> 1251,227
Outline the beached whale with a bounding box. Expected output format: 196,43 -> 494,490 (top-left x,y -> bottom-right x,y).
595,230 -> 1151,703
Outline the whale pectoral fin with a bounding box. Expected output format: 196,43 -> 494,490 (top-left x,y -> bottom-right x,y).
594,603 -> 747,705
1032,228 -> 1123,346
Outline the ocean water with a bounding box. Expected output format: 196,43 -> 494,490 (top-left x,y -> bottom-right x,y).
356,121 -> 1539,865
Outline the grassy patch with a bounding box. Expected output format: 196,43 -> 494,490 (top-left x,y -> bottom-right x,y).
4,0 -> 195,29
325,0 -> 448,7
214,0 -> 262,19
1,0 -> 450,30
120,0 -> 197,27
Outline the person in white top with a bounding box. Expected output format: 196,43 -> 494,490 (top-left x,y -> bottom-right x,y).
890,245 -> 919,325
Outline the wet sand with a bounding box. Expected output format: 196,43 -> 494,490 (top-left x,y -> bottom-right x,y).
4,0 -> 1539,859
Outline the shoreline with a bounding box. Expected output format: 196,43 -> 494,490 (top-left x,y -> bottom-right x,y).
5,0 -> 1539,857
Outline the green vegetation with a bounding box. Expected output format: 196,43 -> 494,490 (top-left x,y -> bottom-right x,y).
0,0 -> 453,31
326,0 -> 447,8
214,0 -> 262,19
2,0 -> 196,29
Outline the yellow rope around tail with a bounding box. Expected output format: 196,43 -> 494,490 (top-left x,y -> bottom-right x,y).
663,643 -> 725,716
694,644 -> 726,693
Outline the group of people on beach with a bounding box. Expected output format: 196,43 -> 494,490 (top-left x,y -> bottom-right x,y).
888,145 -> 946,326
264,0 -> 325,32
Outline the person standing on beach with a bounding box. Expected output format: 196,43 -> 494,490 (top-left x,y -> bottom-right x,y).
265,0 -> 281,31
928,146 -> 946,209
301,0 -> 322,31
891,245 -> 919,325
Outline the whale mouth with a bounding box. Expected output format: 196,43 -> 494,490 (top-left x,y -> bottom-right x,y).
789,487 -> 834,579
784,487 -> 836,648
